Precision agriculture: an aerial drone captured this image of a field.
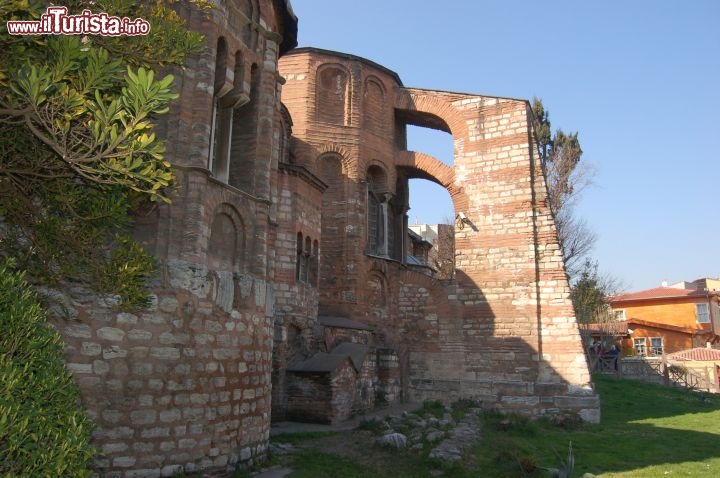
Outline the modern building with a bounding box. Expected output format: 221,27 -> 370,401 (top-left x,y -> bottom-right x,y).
610,279 -> 720,356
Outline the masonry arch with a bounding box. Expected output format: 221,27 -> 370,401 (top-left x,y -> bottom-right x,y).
394,88 -> 469,140
393,151 -> 461,278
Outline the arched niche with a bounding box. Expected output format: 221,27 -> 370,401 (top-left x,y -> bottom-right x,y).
207,204 -> 245,271
316,64 -> 350,125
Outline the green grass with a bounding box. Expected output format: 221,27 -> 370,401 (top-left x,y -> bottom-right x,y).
289,450 -> 379,478
471,375 -> 720,477
271,376 -> 720,477
270,431 -> 341,444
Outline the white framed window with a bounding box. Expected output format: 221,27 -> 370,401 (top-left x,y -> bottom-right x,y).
649,337 -> 664,356
633,338 -> 647,356
613,309 -> 626,321
696,303 -> 710,323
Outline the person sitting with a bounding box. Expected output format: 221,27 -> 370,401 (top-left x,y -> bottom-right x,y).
607,344 -> 619,371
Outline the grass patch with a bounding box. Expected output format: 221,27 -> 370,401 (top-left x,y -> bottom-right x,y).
451,398 -> 482,421
277,376 -> 720,477
270,431 -> 340,444
471,375 -> 720,477
288,450 -> 375,478
417,399 -> 446,419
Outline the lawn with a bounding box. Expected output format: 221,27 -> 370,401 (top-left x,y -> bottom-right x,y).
270,375 -> 720,477
471,375 -> 720,477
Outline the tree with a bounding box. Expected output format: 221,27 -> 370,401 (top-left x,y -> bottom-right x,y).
0,261 -> 96,477
0,0 -> 206,304
571,258 -> 626,362
531,97 -> 595,277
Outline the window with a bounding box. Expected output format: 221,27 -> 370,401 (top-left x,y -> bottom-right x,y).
649,337 -> 664,356
209,37 -> 232,183
228,63 -> 258,192
296,233 -> 317,285
366,166 -> 389,257
309,240 -> 319,286
296,232 -> 308,283
613,309 -> 626,321
696,303 -> 710,323
633,338 -> 647,356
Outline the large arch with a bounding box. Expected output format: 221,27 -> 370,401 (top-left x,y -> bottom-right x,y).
394,151 -> 468,218
394,88 -> 469,140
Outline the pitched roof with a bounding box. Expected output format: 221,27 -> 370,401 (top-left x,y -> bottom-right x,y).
625,318 -> 710,335
580,318 -> 711,337
286,343 -> 369,374
667,347 -> 720,362
330,342 -> 369,371
611,286 -> 715,303
287,353 -> 350,373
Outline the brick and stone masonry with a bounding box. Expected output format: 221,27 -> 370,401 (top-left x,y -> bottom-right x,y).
278,47 -> 599,421
44,2 -> 598,477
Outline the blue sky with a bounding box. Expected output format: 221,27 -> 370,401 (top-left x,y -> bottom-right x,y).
290,0 -> 720,292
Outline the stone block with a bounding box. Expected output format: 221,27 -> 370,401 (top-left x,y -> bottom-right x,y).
97,327 -> 126,342
130,410 -> 157,425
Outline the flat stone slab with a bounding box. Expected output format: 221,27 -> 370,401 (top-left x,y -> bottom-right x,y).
429,411 -> 481,462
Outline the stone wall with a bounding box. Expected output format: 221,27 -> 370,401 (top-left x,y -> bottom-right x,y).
51,261 -> 274,476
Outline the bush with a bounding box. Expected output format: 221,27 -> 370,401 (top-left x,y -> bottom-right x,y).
418,400 -> 446,419
0,262 -> 95,477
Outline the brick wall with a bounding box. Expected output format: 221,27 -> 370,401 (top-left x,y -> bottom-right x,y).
285,360 -> 357,424
278,48 -> 599,422
53,6 -> 602,475
53,1 -> 300,476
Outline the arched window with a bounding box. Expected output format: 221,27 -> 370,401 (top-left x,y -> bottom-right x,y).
210,37 -> 232,183
366,166 -> 389,257
296,234 -> 317,285
229,63 -> 259,192
310,240 -> 319,287
316,65 -> 348,125
296,233 -> 311,283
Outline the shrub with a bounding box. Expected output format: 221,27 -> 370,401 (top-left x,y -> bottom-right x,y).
418,400 -> 446,419
0,261 -> 95,477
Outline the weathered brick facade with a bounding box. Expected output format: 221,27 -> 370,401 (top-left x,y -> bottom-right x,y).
49,2 -> 598,476
277,48 -> 598,422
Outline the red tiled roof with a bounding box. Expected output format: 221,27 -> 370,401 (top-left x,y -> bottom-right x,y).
578,319 -> 712,336
625,318 -> 710,335
666,347 -> 720,362
579,322 -> 628,335
611,286 -> 717,303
